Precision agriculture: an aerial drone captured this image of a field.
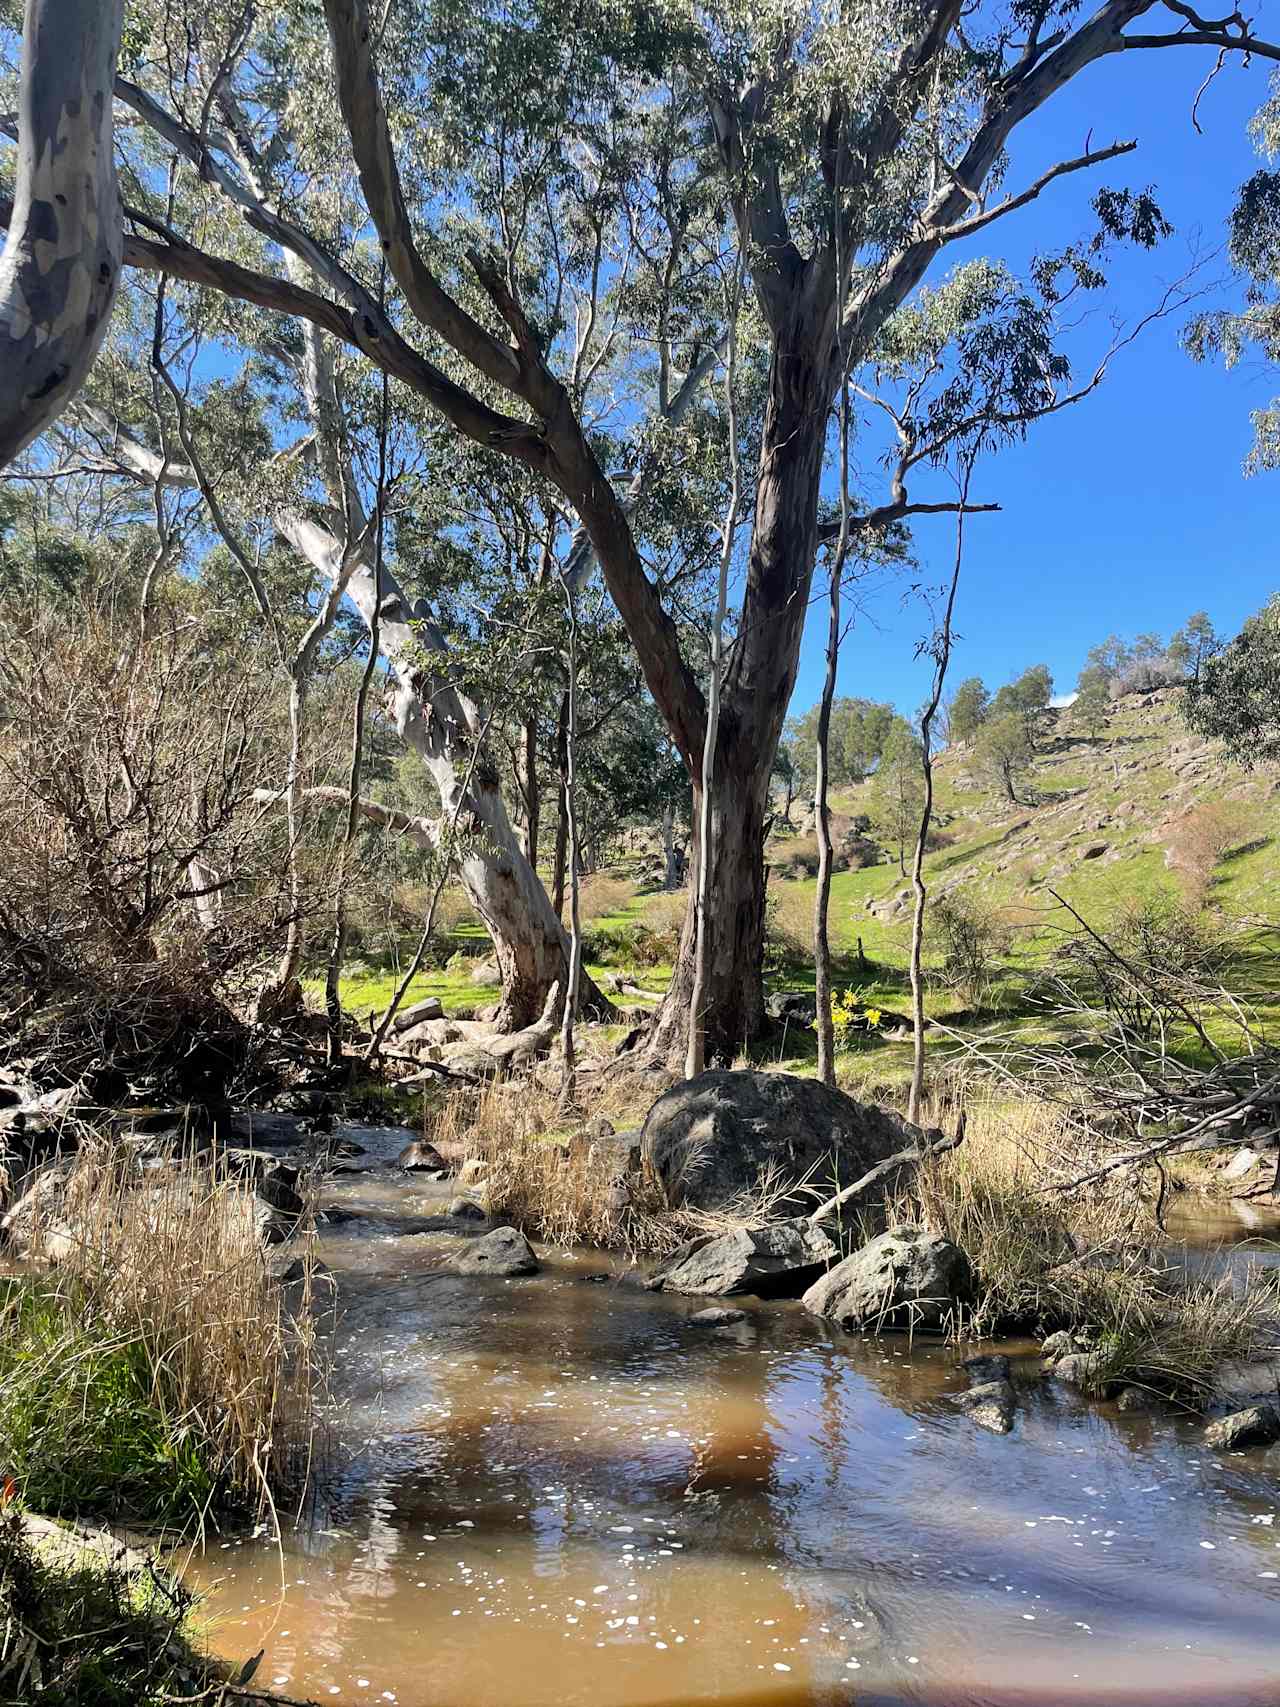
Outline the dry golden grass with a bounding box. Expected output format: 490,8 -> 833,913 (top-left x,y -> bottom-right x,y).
882,1085 -> 1279,1400
766,883 -> 813,960
1,1143 -> 325,1525
577,872 -> 637,922
426,1072 -> 817,1256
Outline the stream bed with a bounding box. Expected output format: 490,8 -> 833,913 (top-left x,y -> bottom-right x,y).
186,1129 -> 1280,1707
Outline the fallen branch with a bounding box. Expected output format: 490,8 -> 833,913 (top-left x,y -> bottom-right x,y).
807,1111 -> 966,1228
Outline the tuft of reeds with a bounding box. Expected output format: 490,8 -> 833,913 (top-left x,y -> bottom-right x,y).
886,1085 -> 1280,1402
0,1143 -> 324,1530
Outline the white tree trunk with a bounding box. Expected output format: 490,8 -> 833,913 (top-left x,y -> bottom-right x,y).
0,0 -> 124,466
280,514 -> 591,1031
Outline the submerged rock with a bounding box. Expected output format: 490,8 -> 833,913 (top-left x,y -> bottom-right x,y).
447,1196 -> 487,1221
1204,1404 -> 1280,1451
1052,1351 -> 1113,1393
1040,1329 -> 1091,1366
689,1305 -> 748,1326
647,1219 -> 838,1298
962,1352 -> 1011,1385
1116,1385 -> 1153,1413
954,1379 -> 1017,1434
802,1226 -> 970,1333
451,1225 -> 540,1276
640,1070 -> 931,1216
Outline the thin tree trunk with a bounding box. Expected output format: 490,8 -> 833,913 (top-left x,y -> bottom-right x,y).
0,0 -> 124,466
908,467 -> 972,1124
686,260 -> 743,1080
324,366 -> 388,1064
551,692 -> 569,917
519,713 -> 539,865
661,801 -> 680,890
814,373 -> 852,1087
558,583 -> 583,1103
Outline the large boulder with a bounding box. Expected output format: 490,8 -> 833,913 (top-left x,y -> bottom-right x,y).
802,1226 -> 970,1333
640,1070 -> 927,1215
451,1225 -> 539,1276
646,1219 -> 838,1298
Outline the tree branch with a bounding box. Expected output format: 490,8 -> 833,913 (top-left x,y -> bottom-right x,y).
320,0 -> 524,391
929,138 -> 1138,244
254,785 -> 439,848
816,498 -> 1001,544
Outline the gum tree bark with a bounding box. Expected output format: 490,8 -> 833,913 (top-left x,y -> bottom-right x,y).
0,0 -> 124,466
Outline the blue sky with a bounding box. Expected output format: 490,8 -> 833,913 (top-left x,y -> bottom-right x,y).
789,44 -> 1279,722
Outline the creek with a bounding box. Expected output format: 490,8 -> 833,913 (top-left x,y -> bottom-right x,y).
185,1126 -> 1280,1707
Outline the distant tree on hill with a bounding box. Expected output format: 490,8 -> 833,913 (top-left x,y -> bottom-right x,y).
870,721 -> 926,875
1086,635 -> 1134,680
787,697 -> 897,799
772,740 -> 799,827
1072,665 -> 1111,739
1184,594 -> 1280,768
1130,632 -> 1166,664
991,665 -> 1054,744
976,713 -> 1036,805
947,677 -> 990,745
1167,611 -> 1221,681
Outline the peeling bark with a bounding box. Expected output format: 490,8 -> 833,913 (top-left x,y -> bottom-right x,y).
0,0 -> 124,466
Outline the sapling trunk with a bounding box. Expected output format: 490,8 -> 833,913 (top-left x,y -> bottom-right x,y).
686,261 -> 743,1079
814,373 -> 852,1088
908,468 -> 972,1124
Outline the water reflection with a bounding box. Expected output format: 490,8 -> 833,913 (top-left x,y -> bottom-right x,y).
186,1147 -> 1280,1707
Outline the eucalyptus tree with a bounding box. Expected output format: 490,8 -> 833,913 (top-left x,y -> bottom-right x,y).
0,0 -> 124,464
1188,72 -> 1280,472
946,677 -> 990,744
6,0 -> 1279,1058
1184,592 -> 1280,766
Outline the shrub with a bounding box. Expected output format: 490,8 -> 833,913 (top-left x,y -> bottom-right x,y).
771,834 -> 821,878
765,886 -> 811,963
1053,895 -> 1226,1042
829,989 -> 885,1047
896,1088 -> 1280,1400
1165,800 -> 1255,901
577,872 -> 636,922
0,598 -> 291,1099
930,891 -> 1014,1003
1108,656 -> 1185,698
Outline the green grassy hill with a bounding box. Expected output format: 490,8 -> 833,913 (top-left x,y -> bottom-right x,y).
337,683 -> 1280,1071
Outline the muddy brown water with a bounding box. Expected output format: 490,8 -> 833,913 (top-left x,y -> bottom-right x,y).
184,1129 -> 1280,1707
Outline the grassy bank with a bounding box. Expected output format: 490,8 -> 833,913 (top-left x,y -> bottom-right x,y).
0,1502 -> 307,1707
902,1091 -> 1280,1403
0,1148 -> 322,1533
